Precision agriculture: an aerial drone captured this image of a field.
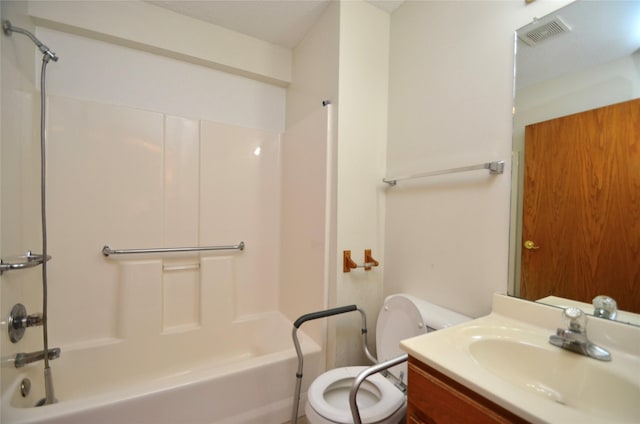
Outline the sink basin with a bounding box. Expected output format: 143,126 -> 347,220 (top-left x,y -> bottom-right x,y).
469,338 -> 640,422
401,295 -> 640,424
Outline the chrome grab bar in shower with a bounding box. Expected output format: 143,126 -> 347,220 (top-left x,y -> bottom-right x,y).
383,160 -> 505,186
0,251 -> 52,274
102,241 -> 245,256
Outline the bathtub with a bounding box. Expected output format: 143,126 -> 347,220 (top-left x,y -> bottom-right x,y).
1,311 -> 322,424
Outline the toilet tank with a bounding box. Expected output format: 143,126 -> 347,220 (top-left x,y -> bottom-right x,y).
375,294 -> 471,383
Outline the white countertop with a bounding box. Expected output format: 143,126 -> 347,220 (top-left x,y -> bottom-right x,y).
400,294 -> 640,424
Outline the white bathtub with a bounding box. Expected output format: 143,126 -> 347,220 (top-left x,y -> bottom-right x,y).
1,311 -> 322,424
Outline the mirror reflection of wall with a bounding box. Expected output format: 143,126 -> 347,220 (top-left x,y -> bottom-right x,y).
510,0 -> 640,320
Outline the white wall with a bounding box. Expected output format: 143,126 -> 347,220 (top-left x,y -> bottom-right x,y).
281,0 -> 339,348
282,0 -> 390,370
1,4 -> 46,414
27,0 -> 292,86
1,0 -> 43,355
515,52 -> 640,132
334,0 -> 390,366
384,0 -> 572,318
38,27 -> 285,132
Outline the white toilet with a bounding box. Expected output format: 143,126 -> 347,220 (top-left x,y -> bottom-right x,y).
304,294 -> 470,424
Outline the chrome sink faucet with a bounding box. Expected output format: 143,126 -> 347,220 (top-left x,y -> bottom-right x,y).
549,307 -> 611,361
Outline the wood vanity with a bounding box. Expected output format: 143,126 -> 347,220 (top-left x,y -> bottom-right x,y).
406,356 -> 528,423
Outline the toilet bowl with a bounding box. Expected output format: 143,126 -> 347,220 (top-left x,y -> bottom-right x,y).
304,366 -> 406,424
305,294 -> 471,424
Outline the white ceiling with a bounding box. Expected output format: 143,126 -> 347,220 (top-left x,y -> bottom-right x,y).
147,1 -> 640,89
516,1 -> 640,89
148,0 -> 404,49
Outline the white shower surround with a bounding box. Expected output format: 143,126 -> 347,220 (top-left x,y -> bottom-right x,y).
2,22 -> 327,423
31,28 -> 288,348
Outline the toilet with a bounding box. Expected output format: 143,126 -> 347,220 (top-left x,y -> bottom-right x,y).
304,294 -> 471,424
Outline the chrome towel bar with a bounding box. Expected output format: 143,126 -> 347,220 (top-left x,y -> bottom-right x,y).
102,241 -> 245,257
383,160 -> 505,186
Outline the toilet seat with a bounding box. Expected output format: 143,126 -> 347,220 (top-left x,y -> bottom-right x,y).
306,366 -> 405,424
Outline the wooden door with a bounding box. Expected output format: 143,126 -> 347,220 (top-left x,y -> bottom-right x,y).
521,98 -> 640,313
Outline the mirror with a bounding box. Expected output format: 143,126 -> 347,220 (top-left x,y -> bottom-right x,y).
509,0 -> 640,325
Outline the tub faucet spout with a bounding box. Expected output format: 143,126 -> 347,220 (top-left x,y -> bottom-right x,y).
14,347 -> 61,368
549,307 -> 611,361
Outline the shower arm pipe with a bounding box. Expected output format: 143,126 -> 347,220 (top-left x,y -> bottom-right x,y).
102,242 -> 245,256
349,354 -> 409,424
383,160 -> 505,186
290,305 -> 375,424
2,20 -> 58,62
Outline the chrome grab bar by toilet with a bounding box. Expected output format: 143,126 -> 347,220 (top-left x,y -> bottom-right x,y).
349,354 -> 409,424
290,305 -> 375,424
102,241 -> 245,256
0,251 -> 51,274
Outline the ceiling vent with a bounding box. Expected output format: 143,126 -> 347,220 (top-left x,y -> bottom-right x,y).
518,16 -> 572,46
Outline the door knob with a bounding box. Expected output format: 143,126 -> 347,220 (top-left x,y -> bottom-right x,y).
524,240 -> 540,250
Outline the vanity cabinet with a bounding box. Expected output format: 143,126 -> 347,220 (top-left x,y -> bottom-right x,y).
406,356 -> 529,424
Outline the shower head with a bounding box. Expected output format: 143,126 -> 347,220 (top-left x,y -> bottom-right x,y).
2,20 -> 58,62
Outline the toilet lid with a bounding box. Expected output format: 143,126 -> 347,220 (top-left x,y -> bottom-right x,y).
376,295 -> 428,384
307,366 -> 405,424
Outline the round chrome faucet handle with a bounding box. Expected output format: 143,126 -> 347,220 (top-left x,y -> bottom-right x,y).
592,295 -> 618,320
564,307 -> 583,319
562,307 -> 586,332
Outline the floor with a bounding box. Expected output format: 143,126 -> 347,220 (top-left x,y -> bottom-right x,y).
284,417 -> 308,424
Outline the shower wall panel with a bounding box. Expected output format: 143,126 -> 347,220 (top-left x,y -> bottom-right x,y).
0,90 -> 42,334
200,121 -> 281,318
45,95 -> 281,347
47,96 -> 164,345
164,116 -> 200,247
